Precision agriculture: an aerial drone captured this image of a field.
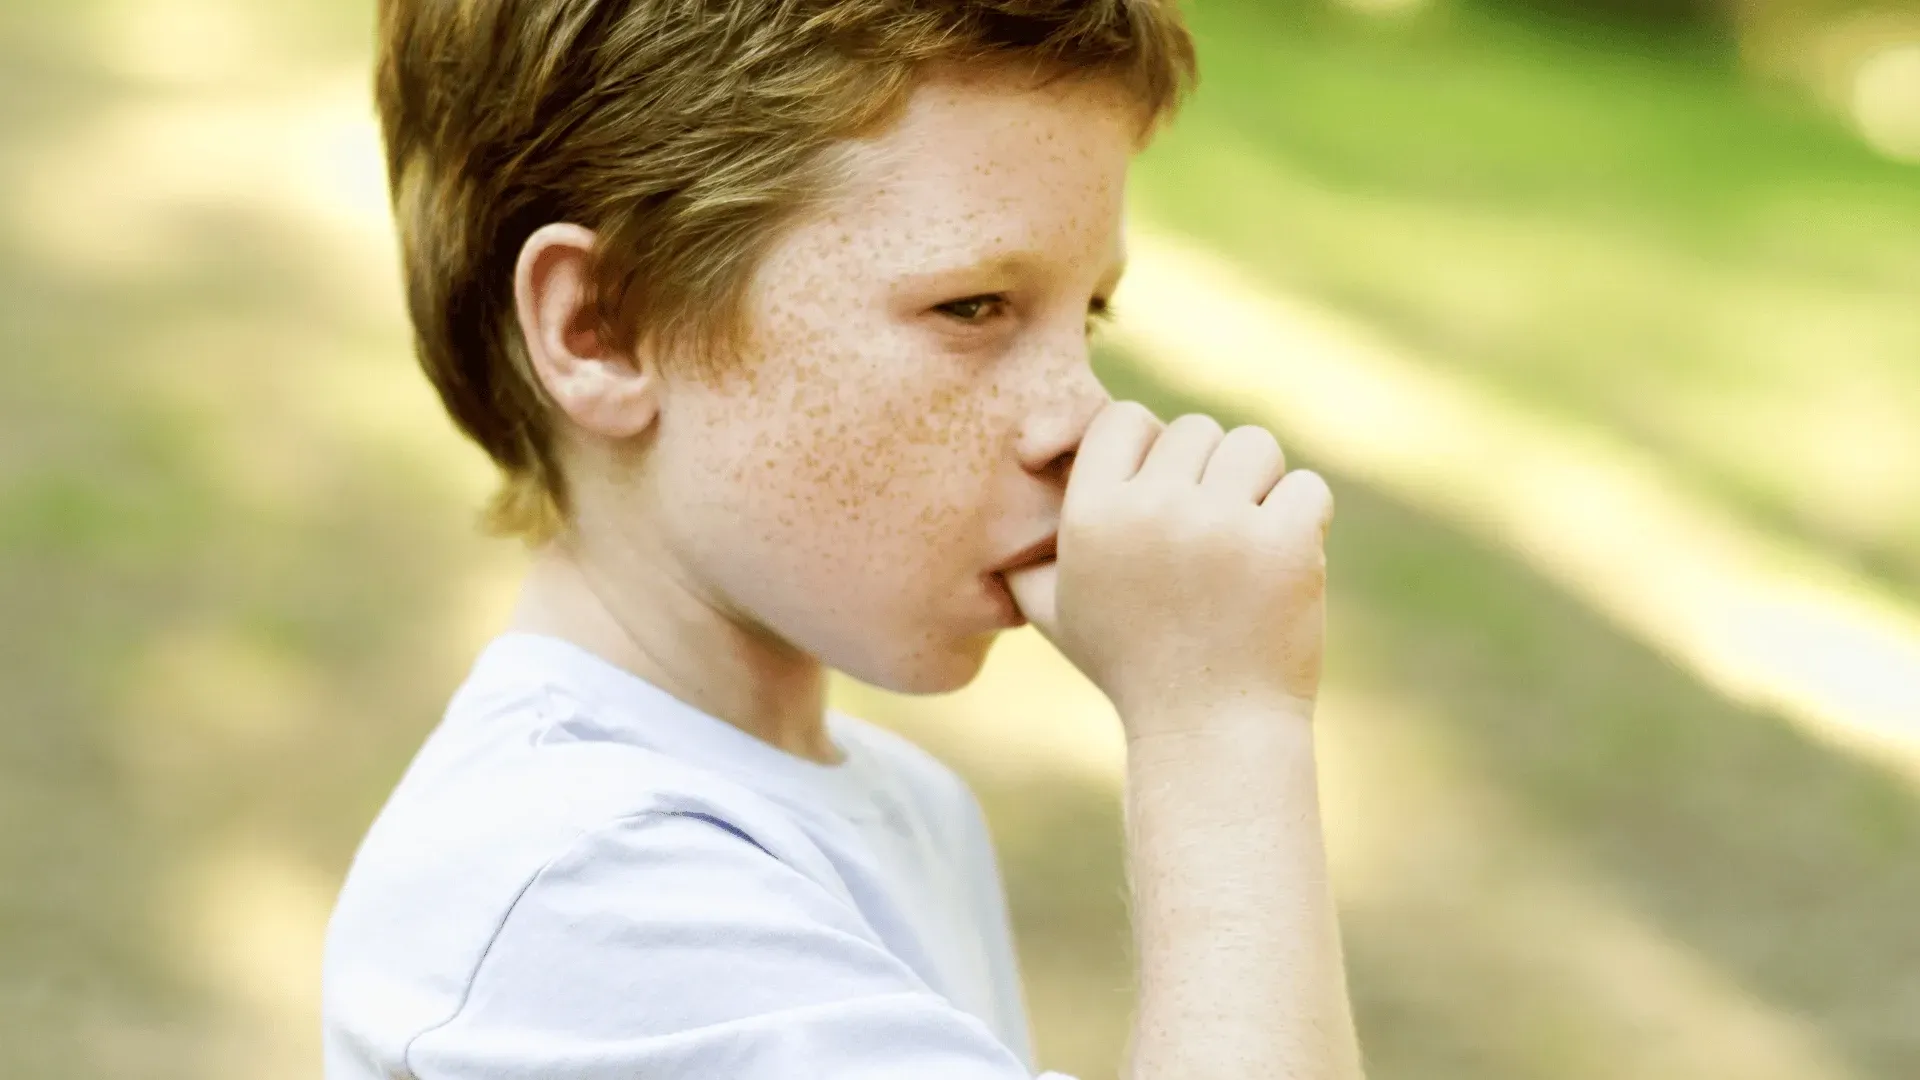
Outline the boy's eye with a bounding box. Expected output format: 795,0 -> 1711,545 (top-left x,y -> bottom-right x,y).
935,294 -> 1008,324
934,294 -> 1121,334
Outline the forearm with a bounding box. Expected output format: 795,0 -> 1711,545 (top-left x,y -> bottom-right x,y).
1121,704 -> 1363,1080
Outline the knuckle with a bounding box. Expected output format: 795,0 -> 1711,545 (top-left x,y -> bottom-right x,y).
1257,500 -> 1328,547
1230,426 -> 1286,471
1170,412 -> 1225,438
1268,471 -> 1331,515
1290,468 -> 1331,500
1225,423 -> 1278,451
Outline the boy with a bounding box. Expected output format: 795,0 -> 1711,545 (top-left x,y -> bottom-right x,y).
324,1 -> 1365,1078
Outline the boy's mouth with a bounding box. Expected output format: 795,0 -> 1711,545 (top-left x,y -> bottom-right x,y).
989,533 -> 1058,576
981,570 -> 1030,629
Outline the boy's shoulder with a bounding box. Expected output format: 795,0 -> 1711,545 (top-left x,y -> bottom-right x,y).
335,656 -> 841,913
321,636 -> 1000,1068
325,636 -> 982,967
322,651 -> 836,1063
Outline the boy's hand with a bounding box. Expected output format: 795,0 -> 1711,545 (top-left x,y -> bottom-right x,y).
1004,400 -> 1333,734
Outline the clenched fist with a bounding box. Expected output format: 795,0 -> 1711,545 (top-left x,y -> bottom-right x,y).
1004,401 -> 1333,735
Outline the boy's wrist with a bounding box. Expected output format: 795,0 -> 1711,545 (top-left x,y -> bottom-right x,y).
1120,691 -> 1318,753
1122,695 -> 1320,798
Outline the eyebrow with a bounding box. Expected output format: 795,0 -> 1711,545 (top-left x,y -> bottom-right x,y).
895,248 -> 1130,294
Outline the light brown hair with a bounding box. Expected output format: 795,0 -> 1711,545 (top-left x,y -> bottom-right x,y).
375,0 -> 1198,543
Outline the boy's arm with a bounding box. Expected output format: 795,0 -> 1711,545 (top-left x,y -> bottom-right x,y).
1124,708 -> 1363,1080
1005,401 -> 1365,1080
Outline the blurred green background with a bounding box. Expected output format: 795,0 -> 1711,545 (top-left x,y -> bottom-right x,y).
3,0 -> 1918,1077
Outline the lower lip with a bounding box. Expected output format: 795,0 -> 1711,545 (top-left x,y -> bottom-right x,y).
982,572 -> 1027,629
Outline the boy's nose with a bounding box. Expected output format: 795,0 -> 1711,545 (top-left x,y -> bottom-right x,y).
1015,360 -> 1111,481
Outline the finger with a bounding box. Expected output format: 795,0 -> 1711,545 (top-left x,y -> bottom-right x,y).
1003,558 -> 1058,641
1068,400 -> 1163,491
1131,412 -> 1225,488
1261,468 -> 1335,540
1198,425 -> 1288,504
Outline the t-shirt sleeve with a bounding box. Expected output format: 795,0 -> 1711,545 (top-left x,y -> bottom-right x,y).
401,809 -> 1078,1080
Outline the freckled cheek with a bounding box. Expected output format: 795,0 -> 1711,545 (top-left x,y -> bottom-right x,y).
898,394 -> 1006,552
760,384 -> 1005,582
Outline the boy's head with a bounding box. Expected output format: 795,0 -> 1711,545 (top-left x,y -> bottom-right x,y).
376,1 -> 1196,693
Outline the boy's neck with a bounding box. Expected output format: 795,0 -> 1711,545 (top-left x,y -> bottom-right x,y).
505,543 -> 842,765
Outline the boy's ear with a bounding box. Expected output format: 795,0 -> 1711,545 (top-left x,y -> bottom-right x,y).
513,223 -> 660,439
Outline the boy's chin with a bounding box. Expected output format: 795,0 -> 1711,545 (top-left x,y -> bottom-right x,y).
839,633 -> 998,697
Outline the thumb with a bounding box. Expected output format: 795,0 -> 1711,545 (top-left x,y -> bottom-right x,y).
1003,559 -> 1059,642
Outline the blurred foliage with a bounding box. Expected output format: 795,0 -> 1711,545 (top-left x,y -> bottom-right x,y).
1470,0 -> 1725,34
1135,0 -> 1920,596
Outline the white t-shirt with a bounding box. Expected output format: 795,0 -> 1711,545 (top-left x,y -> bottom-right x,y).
322,632 -> 1074,1079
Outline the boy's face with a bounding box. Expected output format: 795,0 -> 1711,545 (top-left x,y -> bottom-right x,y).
643,67 -> 1136,693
